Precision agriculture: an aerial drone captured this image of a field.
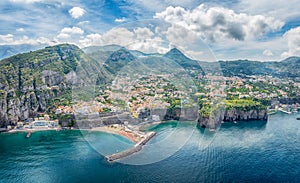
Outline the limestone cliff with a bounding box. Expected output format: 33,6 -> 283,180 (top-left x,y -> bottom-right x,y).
0,44 -> 98,127
198,108 -> 268,129
223,108 -> 268,121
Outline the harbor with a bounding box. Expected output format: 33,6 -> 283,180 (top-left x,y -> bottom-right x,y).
106,131 -> 156,162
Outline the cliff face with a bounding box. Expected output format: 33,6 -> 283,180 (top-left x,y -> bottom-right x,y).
0,44 -> 87,127
0,88 -> 59,127
223,108 -> 268,121
198,108 -> 225,129
198,108 -> 268,129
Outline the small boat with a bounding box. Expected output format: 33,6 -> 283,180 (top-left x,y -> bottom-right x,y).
209,128 -> 215,132
26,131 -> 32,138
296,117 -> 300,120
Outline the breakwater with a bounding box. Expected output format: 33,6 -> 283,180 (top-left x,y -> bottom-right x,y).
106,131 -> 156,162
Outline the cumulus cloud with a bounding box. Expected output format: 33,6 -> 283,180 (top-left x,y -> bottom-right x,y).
134,27 -> 154,40
263,49 -> 273,56
281,27 -> 300,58
114,17 -> 127,23
155,4 -> 284,42
57,27 -> 84,39
0,34 -> 52,45
79,34 -> 102,47
0,34 -> 14,43
101,27 -> 167,53
165,24 -> 198,47
101,28 -> 135,46
77,27 -> 168,53
69,7 -> 85,19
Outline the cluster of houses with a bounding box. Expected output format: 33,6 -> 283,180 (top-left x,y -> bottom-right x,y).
225,75 -> 298,99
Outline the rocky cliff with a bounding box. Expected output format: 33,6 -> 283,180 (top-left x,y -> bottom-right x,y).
223,108 -> 268,121
0,44 -> 100,127
198,108 -> 268,129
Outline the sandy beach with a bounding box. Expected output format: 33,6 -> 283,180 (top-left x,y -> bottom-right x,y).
90,126 -> 144,143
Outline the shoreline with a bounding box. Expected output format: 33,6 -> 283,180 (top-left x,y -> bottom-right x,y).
1,125 -> 146,143
90,126 -> 144,143
4,128 -> 61,134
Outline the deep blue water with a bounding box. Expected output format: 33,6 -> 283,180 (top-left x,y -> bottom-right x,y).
1,113 -> 300,183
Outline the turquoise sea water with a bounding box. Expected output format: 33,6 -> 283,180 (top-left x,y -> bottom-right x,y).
1,113 -> 300,182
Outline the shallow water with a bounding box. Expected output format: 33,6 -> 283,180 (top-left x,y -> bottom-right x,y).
1,113 -> 300,182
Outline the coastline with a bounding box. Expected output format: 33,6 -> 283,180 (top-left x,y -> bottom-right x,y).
2,125 -> 147,144
90,126 -> 143,143
5,128 -> 60,134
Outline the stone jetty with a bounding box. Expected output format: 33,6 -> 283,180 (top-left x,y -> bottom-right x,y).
106,131 -> 156,162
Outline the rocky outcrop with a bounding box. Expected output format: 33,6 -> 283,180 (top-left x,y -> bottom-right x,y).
198,108 -> 225,129
223,108 -> 268,122
198,108 -> 268,129
0,87 -> 63,127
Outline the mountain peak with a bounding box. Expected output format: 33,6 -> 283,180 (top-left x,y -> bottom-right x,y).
166,47 -> 184,55
107,48 -> 135,61
164,47 -> 191,60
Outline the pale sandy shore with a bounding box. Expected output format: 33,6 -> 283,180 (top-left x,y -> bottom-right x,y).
4,126 -> 147,144
90,126 -> 144,143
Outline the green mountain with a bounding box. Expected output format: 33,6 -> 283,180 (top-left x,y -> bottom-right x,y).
1,43 -> 300,127
82,44 -> 124,64
219,57 -> 300,79
0,44 -> 111,127
164,48 -> 204,76
103,48 -> 136,75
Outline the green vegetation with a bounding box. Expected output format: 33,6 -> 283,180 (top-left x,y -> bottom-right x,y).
225,99 -> 267,110
1,43 -> 300,127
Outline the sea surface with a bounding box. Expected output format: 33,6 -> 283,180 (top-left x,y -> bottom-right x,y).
1,113 -> 300,183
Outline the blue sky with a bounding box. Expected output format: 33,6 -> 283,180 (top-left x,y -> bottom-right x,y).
0,0 -> 300,61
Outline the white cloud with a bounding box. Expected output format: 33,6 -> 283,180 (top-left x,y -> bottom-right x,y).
79,33 -> 102,47
77,28 -> 135,48
128,36 -> 166,54
126,0 -> 200,13
77,27 -> 168,53
16,28 -> 25,32
0,34 -> 52,45
281,26 -> 300,58
165,24 -> 198,48
114,17 -> 127,23
263,49 -> 273,56
0,34 -> 14,43
69,7 -> 85,19
57,27 -> 84,39
134,27 -> 154,40
101,28 -> 135,46
155,4 -> 284,42
10,0 -> 43,3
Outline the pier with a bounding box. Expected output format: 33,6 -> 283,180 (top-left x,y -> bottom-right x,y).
106,131 -> 156,162
278,109 -> 292,114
